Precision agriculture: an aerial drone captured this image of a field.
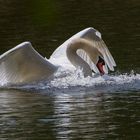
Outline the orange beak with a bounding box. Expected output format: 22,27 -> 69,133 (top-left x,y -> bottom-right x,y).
96,56 -> 105,75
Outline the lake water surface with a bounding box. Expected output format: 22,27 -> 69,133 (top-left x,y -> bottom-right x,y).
0,0 -> 140,139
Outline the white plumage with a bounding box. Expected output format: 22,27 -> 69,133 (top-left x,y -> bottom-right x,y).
0,27 -> 116,85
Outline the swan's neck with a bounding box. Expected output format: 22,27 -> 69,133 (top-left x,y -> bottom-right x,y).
66,38 -> 99,77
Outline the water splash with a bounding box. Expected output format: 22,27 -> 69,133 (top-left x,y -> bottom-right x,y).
0,68 -> 140,93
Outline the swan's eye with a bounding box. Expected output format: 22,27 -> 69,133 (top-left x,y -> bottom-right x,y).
96,56 -> 105,75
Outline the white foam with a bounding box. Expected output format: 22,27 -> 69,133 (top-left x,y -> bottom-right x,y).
1,68 -> 140,94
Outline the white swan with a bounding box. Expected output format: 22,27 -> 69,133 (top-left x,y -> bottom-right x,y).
0,27 -> 116,85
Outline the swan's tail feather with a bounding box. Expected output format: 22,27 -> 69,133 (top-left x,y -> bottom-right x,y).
0,42 -> 57,85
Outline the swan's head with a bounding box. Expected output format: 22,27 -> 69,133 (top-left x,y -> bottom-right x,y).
96,56 -> 105,75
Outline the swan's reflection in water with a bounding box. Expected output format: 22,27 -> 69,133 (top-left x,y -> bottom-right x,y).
0,90 -> 140,139
53,92 -> 112,139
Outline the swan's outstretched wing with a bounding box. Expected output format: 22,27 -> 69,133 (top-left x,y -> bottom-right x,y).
80,28 -> 116,71
0,42 -> 57,85
73,27 -> 116,74
50,27 -> 116,74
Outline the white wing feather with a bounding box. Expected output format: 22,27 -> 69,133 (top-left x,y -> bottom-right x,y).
50,27 -> 116,73
0,42 -> 57,85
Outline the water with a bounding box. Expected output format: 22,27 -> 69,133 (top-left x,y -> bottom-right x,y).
0,0 -> 140,139
0,90 -> 140,139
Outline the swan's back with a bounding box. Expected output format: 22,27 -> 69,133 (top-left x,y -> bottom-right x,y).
0,42 -> 57,85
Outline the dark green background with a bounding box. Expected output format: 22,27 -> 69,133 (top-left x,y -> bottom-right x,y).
0,0 -> 140,73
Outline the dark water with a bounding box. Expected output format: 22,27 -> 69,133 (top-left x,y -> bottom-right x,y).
0,0 -> 140,139
0,90 -> 140,139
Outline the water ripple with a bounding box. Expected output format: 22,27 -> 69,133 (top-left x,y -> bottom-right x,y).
1,70 -> 140,94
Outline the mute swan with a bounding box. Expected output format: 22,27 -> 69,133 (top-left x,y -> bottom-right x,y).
0,27 -> 116,85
